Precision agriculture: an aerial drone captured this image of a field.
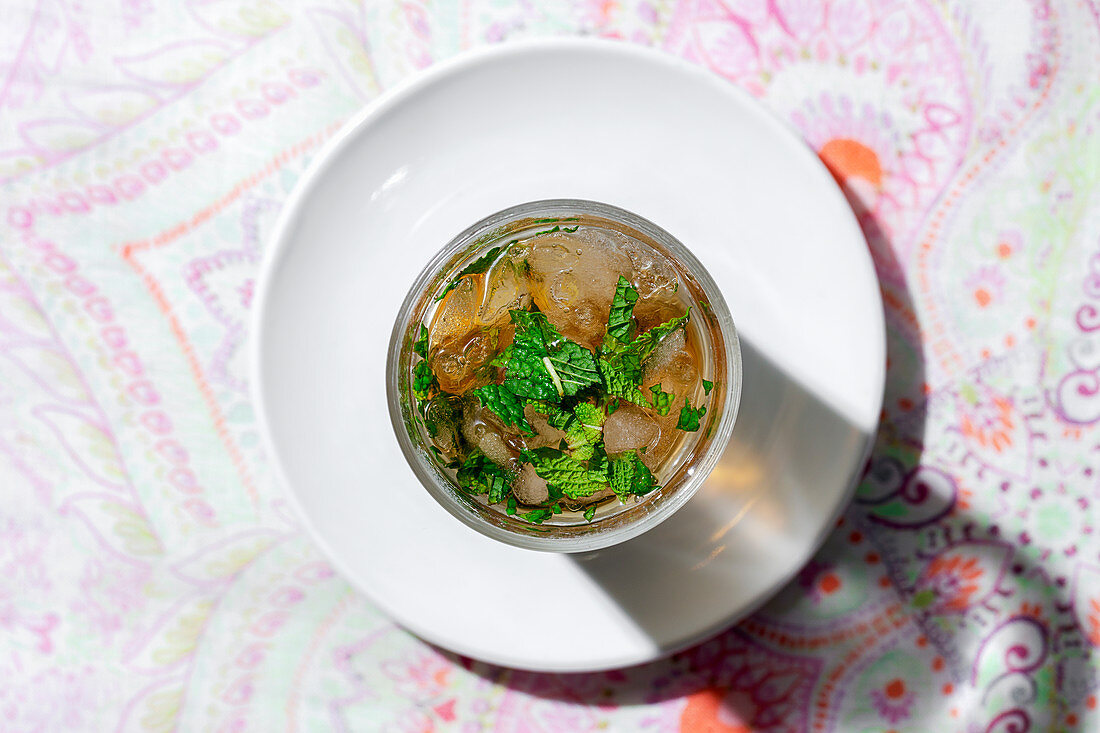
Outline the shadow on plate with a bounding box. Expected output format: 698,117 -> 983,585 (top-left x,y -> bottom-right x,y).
568,336 -> 870,647
433,180 -> 942,724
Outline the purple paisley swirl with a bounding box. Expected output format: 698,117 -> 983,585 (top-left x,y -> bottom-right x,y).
984,709 -> 1030,733
1054,369 -> 1100,424
1076,303 -> 1100,332
855,455 -> 906,503
861,465 -> 957,528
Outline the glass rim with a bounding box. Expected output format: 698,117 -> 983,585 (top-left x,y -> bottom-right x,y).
386,198 -> 742,553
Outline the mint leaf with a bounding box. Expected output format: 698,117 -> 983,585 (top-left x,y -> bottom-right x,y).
411,324 -> 437,400
506,495 -> 517,515
702,379 -> 713,395
677,397 -> 707,432
609,450 -> 659,498
597,309 -> 690,409
598,341 -> 648,406
456,451 -> 511,502
504,310 -> 599,400
648,383 -> 675,416
606,398 -> 620,415
528,401 -> 573,430
572,401 -> 606,428
607,276 -> 639,342
583,505 -> 597,522
523,447 -> 609,499
436,246 -> 503,302
629,309 -> 690,362
565,401 -> 607,461
413,360 -> 436,400
521,507 -> 553,524
412,324 -> 430,358
473,383 -> 532,433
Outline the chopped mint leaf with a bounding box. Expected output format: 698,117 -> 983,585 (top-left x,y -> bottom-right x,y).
606,398 -> 620,415
609,450 -> 659,498
473,383 -> 532,433
648,383 -> 675,416
597,309 -> 690,409
533,225 -> 561,236
411,324 -> 437,400
583,505 -> 597,522
598,342 -> 648,407
412,324 -> 430,359
551,502 -> 563,514
456,451 -> 511,502
413,360 -> 436,400
504,310 -> 599,400
521,507 -> 553,524
606,276 -> 639,342
435,246 -> 503,301
572,401 -> 606,428
702,379 -> 713,395
677,397 -> 707,432
506,495 -> 517,515
533,218 -> 559,224
562,225 -> 579,233
563,401 -> 607,461
629,309 -> 690,363
523,447 -> 609,499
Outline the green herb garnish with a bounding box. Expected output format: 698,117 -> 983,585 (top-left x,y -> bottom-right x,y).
411,325 -> 437,400
456,451 -> 511,502
583,505 -> 597,522
436,246 -> 504,302
607,276 -> 639,342
702,379 -> 713,395
609,450 -> 659,498
523,446 -> 610,499
521,507 -> 553,524
676,397 -> 707,432
596,279 -> 688,411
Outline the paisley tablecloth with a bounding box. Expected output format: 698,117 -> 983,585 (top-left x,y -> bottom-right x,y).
2,0 -> 1098,730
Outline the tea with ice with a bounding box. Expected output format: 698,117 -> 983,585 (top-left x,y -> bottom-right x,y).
405,216 -> 719,526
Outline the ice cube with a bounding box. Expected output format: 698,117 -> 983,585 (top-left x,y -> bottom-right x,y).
430,276 -> 479,347
522,403 -> 567,449
460,401 -> 521,472
634,293 -> 687,333
430,330 -> 500,394
479,254 -> 531,325
527,232 -> 631,349
478,430 -> 518,472
642,328 -> 686,381
512,464 -> 549,505
603,403 -> 661,454
618,236 -> 678,299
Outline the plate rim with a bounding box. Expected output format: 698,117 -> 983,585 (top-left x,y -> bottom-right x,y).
250,37 -> 886,672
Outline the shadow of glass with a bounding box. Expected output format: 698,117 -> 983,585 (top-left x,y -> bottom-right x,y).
566,337 -> 872,647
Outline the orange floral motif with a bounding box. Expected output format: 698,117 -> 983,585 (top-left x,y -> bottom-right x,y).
959,395 -> 1015,453
680,688 -> 755,733
924,555 -> 983,612
1088,598 -> 1100,646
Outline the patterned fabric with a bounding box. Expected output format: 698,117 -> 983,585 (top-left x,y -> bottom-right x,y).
1,0 -> 1097,730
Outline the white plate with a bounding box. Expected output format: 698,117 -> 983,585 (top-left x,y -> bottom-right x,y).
252,39 -> 884,672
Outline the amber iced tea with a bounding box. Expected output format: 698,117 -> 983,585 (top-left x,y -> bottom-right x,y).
396,205 -> 734,533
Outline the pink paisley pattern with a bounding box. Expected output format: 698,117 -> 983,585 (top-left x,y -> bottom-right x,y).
1,0 -> 1099,731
